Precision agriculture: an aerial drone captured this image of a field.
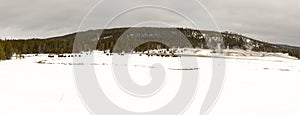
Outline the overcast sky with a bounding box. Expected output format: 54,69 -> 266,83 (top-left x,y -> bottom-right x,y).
0,0 -> 299,46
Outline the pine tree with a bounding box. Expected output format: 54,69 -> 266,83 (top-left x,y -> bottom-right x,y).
0,44 -> 5,60
4,41 -> 14,60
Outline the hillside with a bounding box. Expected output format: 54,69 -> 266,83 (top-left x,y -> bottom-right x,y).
2,27 -> 299,59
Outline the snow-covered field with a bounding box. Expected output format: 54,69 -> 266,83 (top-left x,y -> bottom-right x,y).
0,51 -> 300,115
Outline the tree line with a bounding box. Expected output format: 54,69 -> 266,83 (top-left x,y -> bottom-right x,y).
0,27 -> 299,60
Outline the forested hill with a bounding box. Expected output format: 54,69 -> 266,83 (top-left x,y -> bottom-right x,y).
0,27 -> 299,60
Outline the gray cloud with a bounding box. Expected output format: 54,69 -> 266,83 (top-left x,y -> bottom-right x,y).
201,0 -> 300,46
0,0 -> 98,38
0,0 -> 299,46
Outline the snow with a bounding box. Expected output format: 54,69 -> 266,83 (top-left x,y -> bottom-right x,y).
0,51 -> 299,115
246,39 -> 251,43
